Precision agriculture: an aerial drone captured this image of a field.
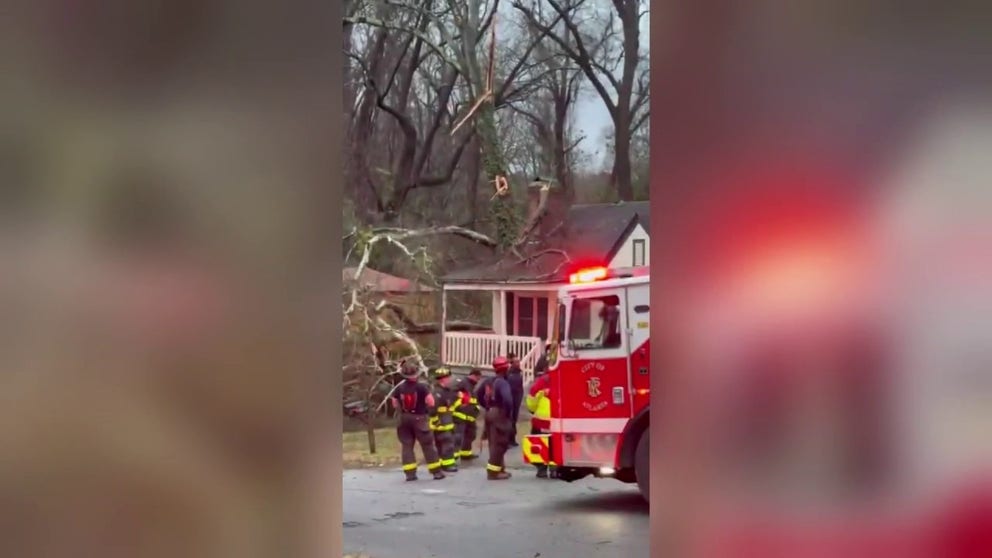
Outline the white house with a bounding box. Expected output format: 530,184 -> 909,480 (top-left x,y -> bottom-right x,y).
439,201 -> 649,381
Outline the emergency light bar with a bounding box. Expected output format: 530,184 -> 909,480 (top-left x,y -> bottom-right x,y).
569,267 -> 608,283
568,266 -> 649,284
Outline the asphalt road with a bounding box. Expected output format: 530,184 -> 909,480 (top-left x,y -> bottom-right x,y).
342,448 -> 649,558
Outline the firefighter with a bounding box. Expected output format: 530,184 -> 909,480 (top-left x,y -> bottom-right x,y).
391,361 -> 446,481
506,353 -> 525,447
525,367 -> 554,478
481,356 -> 515,480
451,368 -> 482,462
429,366 -> 459,473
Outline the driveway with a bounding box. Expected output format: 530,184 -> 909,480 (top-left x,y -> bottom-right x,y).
343,449 -> 649,558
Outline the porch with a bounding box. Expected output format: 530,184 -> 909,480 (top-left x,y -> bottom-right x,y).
440,283 -> 559,385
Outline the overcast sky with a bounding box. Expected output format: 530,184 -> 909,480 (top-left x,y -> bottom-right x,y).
572,94 -> 612,170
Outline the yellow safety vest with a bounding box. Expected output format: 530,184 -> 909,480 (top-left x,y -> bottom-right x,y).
525,389 -> 551,421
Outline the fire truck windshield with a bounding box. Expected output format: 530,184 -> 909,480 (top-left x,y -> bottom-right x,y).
567,295 -> 622,349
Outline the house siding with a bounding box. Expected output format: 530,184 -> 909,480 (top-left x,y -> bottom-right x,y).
608,223 -> 650,268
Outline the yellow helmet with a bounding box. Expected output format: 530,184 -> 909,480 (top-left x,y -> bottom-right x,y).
433,366 -> 451,378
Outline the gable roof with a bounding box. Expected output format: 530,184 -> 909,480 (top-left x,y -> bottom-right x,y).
343,267 -> 435,293
443,200 -> 649,284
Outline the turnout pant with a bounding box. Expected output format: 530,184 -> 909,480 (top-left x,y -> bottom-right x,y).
454,418 -> 477,459
485,407 -> 513,474
433,426 -> 456,469
397,413 -> 441,478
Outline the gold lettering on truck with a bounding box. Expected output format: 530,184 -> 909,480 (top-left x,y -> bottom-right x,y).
587,377 -> 602,398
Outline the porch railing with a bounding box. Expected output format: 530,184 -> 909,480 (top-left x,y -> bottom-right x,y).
443,332 -> 543,384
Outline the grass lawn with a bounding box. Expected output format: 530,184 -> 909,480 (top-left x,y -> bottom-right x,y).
342,418 -> 531,469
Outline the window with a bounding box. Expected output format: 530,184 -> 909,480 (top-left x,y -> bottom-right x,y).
568,294 -> 622,350
633,239 -> 646,266
510,296 -> 551,338
517,296 -> 535,337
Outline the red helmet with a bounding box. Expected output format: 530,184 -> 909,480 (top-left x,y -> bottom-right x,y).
492,356 -> 509,372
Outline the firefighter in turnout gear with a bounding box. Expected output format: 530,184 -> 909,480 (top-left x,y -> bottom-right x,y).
482,356 -> 515,480
451,369 -> 482,462
391,362 -> 446,481
429,366 -> 459,473
526,367 -> 554,478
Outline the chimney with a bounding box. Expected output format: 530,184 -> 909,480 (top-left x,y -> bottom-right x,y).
527,177 -> 567,237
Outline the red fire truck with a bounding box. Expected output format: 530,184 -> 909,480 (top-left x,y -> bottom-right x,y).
521,265 -> 652,501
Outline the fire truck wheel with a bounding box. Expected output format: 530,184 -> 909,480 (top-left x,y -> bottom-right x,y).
635,426 -> 649,503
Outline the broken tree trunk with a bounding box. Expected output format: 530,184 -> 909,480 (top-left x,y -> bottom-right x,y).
475,103 -> 520,252
366,409 -> 377,454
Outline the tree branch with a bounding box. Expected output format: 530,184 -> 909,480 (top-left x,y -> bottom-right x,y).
378,301 -> 488,334
632,109 -> 650,133
345,15 -> 464,74
516,248 -> 570,266
414,130 -> 474,188
512,0 -> 618,115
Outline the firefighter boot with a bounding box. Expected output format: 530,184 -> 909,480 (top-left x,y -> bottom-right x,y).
405,471 -> 418,482
487,470 -> 512,480
536,465 -> 548,478
432,470 -> 446,480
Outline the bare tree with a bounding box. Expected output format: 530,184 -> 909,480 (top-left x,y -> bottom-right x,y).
513,0 -> 649,201
340,1 -> 588,430
505,13 -> 585,208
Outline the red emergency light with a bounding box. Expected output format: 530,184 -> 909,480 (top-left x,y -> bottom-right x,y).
569,266 -> 609,284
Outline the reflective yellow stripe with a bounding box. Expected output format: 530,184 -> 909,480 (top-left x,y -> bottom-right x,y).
548,461 -> 557,467
438,406 -> 448,412
436,424 -> 455,431
427,461 -> 441,471
453,412 -> 475,422
486,463 -> 502,472
402,463 -> 418,471
469,398 -> 478,404
440,458 -> 456,466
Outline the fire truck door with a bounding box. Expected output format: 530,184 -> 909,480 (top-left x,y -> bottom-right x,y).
560,287 -> 632,424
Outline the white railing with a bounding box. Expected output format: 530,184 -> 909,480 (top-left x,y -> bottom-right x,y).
443,332 -> 543,383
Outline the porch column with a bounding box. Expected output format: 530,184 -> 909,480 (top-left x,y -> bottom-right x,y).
499,290 -> 507,356
491,291 -> 501,334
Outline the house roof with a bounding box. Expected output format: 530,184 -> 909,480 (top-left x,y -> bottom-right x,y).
443,200 -> 649,284
343,267 -> 435,293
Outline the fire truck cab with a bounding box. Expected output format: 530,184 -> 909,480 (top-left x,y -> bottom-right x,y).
522,265 -> 652,501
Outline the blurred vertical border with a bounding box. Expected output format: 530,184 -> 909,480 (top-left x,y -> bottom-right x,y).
0,1 -> 342,557
650,1 -> 990,556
